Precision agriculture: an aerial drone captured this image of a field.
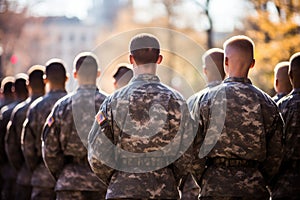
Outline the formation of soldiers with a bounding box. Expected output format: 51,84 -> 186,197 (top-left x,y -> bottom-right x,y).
0,33 -> 299,200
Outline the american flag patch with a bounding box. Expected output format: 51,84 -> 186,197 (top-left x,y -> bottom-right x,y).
96,111 -> 107,125
47,117 -> 54,127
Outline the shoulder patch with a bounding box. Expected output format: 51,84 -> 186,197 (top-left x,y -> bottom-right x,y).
96,110 -> 107,125
47,117 -> 55,127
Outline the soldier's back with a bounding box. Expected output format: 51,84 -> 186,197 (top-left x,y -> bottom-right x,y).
273,88 -> 300,199
191,77 -> 283,199
22,90 -> 67,200
42,86 -> 107,199
89,74 -> 192,199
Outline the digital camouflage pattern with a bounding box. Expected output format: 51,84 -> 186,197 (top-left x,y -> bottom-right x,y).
188,77 -> 284,199
21,90 -> 67,199
5,95 -> 42,199
88,74 -> 194,199
182,81 -> 222,200
42,85 -> 107,197
272,88 -> 300,199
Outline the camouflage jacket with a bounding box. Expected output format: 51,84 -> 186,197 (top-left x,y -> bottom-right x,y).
88,74 -> 194,199
0,100 -> 22,180
272,88 -> 300,198
188,77 -> 284,198
22,90 -> 67,188
5,95 -> 42,185
42,85 -> 107,192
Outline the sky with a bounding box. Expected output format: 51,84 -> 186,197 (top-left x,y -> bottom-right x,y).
18,0 -> 249,32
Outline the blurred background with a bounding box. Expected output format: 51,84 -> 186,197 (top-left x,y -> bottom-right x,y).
0,0 -> 300,97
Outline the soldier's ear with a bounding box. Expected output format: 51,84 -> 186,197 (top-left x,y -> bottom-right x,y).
43,76 -> 48,84
156,55 -> 163,64
129,55 -> 135,64
249,59 -> 255,69
224,57 -> 229,66
97,70 -> 101,78
73,71 -> 78,79
203,67 -> 207,76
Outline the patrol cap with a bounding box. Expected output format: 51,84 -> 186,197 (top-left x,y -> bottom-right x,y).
129,33 -> 160,65
129,33 -> 160,53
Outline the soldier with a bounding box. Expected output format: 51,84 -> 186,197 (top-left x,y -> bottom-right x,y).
22,59 -> 67,200
0,76 -> 14,194
189,35 -> 284,199
5,66 -> 45,200
272,52 -> 300,199
272,61 -> 292,103
113,63 -> 133,90
0,74 -> 28,200
184,48 -> 225,200
41,52 -> 107,199
88,33 -> 193,199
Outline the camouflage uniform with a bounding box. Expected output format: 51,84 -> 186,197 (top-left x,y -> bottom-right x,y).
0,100 -> 24,200
5,94 -> 42,199
188,77 -> 284,199
22,89 -> 67,200
181,81 -> 222,200
272,88 -> 300,199
88,74 -> 193,199
42,85 -> 107,199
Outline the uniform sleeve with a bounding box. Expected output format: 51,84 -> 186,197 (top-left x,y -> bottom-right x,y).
187,96 -> 206,186
260,105 -> 284,185
170,102 -> 194,185
5,111 -> 23,171
42,105 -> 64,180
88,100 -> 115,186
21,109 -> 39,172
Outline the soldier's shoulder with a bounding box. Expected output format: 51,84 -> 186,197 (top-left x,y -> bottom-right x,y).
11,100 -> 28,118
158,83 -> 185,101
28,96 -> 44,111
278,92 -> 300,109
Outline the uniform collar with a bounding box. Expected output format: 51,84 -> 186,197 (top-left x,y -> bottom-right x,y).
207,80 -> 221,88
48,89 -> 67,94
131,74 -> 160,83
224,77 -> 252,84
292,88 -> 300,94
77,85 -> 98,91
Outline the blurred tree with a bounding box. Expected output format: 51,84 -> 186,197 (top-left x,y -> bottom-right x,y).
243,0 -> 300,94
192,0 -> 213,49
0,0 -> 27,77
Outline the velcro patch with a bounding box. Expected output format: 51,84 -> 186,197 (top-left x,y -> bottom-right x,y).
47,117 -> 54,127
96,111 -> 107,125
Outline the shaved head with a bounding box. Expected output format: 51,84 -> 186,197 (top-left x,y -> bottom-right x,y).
202,48 -> 225,82
223,35 -> 255,77
274,61 -> 292,94
289,52 -> 300,88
